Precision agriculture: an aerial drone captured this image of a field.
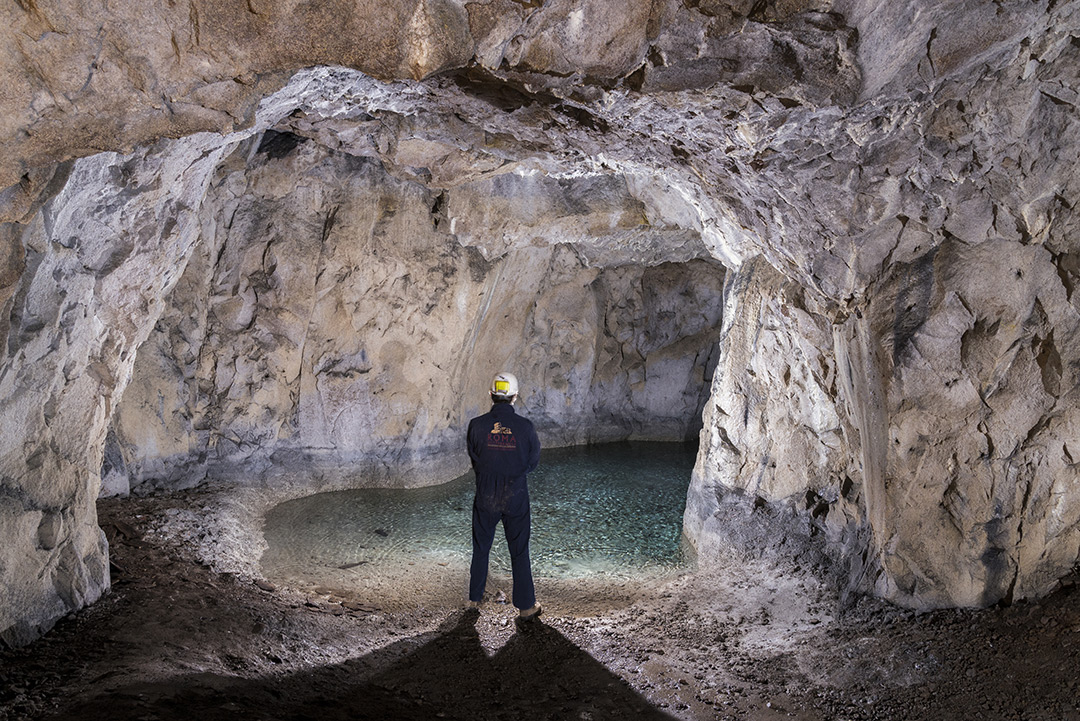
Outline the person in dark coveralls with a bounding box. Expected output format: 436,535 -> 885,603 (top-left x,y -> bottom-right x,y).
466,371 -> 542,620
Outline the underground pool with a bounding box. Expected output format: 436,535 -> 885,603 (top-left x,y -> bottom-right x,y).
260,442 -> 697,608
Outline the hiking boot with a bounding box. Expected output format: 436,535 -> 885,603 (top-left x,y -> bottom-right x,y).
517,603 -> 542,621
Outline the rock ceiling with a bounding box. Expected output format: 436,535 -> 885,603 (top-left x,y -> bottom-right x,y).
1,0 -> 1079,644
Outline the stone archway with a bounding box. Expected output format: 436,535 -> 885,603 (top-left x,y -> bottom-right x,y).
104,120 -> 727,495
4,0 -> 1080,647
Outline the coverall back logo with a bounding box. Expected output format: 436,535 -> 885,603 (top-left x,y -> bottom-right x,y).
488,422 -> 516,450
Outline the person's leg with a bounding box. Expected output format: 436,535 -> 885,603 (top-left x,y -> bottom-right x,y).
502,500 -> 536,610
469,500 -> 499,603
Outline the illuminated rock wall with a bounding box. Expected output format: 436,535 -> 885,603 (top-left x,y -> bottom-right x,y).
105,136 -> 724,493
2,0 -> 1080,643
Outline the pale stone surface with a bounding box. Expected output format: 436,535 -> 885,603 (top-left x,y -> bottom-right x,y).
106,137 -> 724,493
0,0 -> 480,191
0,137 -> 244,645
683,1 -> 1080,609
848,238 -> 1080,607
684,257 -> 870,601
2,0 -> 1080,644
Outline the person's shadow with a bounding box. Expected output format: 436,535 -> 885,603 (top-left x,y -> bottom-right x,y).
48,610 -> 678,720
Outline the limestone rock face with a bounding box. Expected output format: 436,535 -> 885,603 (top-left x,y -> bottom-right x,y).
684,257 -> 870,599
682,1 -> 1080,608
0,0 -> 481,191
0,70 -> 377,644
847,238 -> 1080,607
105,135 -> 724,494
3,0 -> 1080,643
0,135 -> 245,645
686,257 -> 854,518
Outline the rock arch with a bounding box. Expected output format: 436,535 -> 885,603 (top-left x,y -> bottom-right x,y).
2,0 -> 1079,643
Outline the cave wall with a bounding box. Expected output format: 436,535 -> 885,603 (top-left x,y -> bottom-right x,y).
690,236 -> 1080,611
0,137 -> 245,646
2,0 -> 1080,642
683,1 -> 1080,609
849,239 -> 1080,607
0,71 -> 403,645
104,136 -> 723,494
684,257 -> 864,586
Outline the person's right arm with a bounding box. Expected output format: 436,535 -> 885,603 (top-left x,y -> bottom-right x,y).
467,418 -> 482,468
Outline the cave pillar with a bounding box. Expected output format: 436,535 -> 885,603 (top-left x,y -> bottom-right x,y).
685,257 -> 866,573
691,240 -> 1080,609
845,239 -> 1080,608
0,137 -> 236,645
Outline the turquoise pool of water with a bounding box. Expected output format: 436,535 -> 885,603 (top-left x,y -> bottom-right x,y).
261,442 -> 696,584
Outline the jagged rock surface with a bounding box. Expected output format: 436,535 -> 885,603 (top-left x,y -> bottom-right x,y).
1,0 -> 1080,643
0,138 -> 242,645
684,258 -> 864,589
105,136 -> 724,494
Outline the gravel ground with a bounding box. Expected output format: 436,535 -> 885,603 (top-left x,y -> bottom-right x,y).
1,485 -> 1078,721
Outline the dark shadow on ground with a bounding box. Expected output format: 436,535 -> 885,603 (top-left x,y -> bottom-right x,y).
45,610 -> 677,721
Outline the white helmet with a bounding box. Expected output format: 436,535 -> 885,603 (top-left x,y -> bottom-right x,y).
490,371 -> 519,399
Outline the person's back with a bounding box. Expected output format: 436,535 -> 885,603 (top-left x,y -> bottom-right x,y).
468,401 -> 539,505
465,372 -> 542,620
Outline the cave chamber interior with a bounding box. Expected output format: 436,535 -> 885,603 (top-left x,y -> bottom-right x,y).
90,91 -> 733,610
2,10 -> 1080,721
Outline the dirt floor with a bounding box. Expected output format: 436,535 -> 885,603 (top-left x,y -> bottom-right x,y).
2,487 -> 1079,721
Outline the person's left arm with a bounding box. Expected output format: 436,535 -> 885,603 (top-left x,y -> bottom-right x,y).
525,421 -> 541,474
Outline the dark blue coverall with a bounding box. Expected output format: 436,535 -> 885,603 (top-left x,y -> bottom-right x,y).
466,401 -> 541,609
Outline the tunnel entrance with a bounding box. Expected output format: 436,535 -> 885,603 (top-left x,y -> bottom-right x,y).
260,441 -> 696,609
102,125 -> 726,498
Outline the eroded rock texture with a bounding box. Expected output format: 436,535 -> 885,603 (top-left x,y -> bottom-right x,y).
0,138 -> 240,645
1,0 -> 1080,642
105,136 -> 723,494
683,1 -> 1080,609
